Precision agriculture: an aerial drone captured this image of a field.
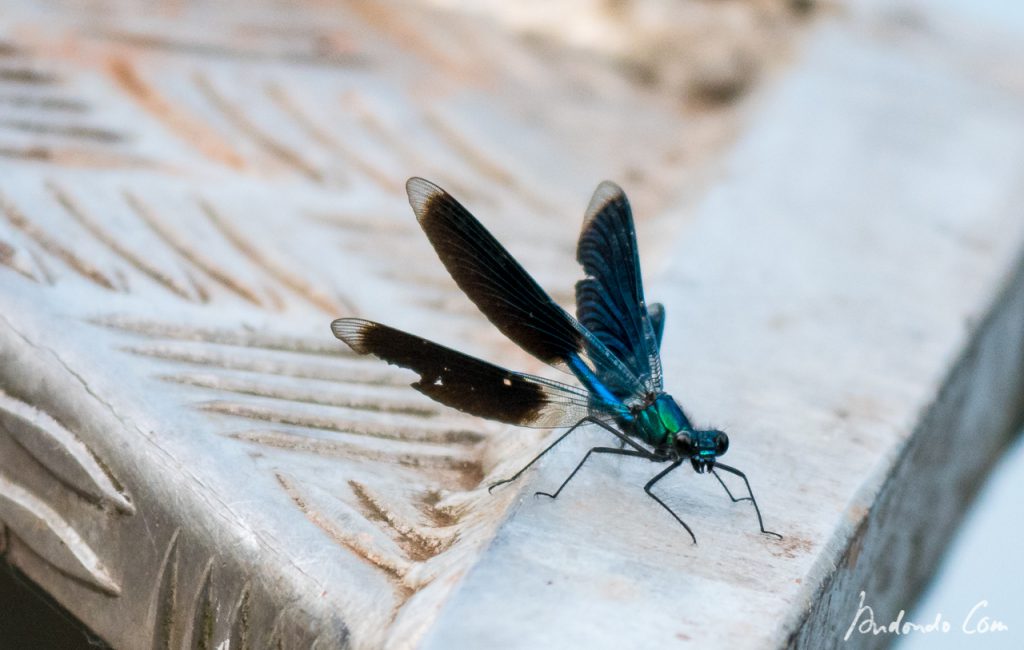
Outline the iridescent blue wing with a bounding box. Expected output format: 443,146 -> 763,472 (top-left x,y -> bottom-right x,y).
332,319 -> 605,427
648,303 -> 665,348
575,182 -> 663,393
406,178 -> 643,401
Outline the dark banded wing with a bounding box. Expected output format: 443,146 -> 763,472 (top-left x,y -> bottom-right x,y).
332,319 -> 600,428
406,177 -> 641,399
575,182 -> 663,393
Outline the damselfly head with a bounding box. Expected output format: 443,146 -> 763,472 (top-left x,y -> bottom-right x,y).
675,429 -> 729,473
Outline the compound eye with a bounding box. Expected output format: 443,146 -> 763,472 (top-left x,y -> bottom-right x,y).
715,432 -> 729,455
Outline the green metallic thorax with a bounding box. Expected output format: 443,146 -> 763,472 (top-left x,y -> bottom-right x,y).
632,394 -> 690,447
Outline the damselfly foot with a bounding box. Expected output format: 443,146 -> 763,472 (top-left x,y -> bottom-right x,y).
487,478 -> 513,494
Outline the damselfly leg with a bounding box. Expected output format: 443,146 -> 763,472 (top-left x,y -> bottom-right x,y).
711,469 -> 752,503
714,462 -> 782,540
487,416 -> 648,493
535,447 -> 653,499
643,460 -> 694,544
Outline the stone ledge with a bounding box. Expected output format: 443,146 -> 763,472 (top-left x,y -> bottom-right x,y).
1,2 -> 1023,649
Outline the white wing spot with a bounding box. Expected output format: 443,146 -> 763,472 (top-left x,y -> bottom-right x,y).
502,378 -> 512,386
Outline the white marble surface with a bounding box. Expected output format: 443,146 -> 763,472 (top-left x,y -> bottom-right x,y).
0,2 -> 803,647
1,1 -> 1023,648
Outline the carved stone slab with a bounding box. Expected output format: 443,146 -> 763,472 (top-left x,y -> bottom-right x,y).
2,1 -> 1023,649
0,1 -> 809,647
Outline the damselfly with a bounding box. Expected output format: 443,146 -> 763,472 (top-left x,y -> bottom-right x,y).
332,178 -> 781,544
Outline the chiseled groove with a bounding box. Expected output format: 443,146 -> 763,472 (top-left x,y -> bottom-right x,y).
377,267 -> 457,290
228,429 -> 478,473
409,291 -> 487,318
122,342 -> 408,387
107,57 -> 245,170
0,144 -> 161,169
418,489 -> 459,528
200,400 -> 483,445
0,389 -> 134,514
152,529 -> 181,650
340,2 -> 458,73
0,146 -> 53,162
341,92 -> 485,206
305,209 -> 416,235
340,91 -> 435,172
262,284 -> 287,312
348,480 -> 455,561
274,472 -> 413,584
122,191 -> 266,306
93,315 -> 345,354
265,612 -> 286,650
186,270 -> 211,303
28,247 -> 56,283
0,66 -> 56,84
424,110 -> 557,216
228,583 -> 251,650
0,190 -> 117,289
0,237 -> 40,281
0,119 -> 124,143
96,30 -> 363,67
189,560 -> 215,650
424,111 -> 515,187
0,473 -> 121,595
161,371 -> 443,417
193,71 -> 324,183
0,94 -> 88,112
197,196 -> 355,315
264,81 -> 394,192
47,182 -> 197,300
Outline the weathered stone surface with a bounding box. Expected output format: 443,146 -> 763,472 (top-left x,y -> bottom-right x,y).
0,2 -> 804,646
1,1 -> 1022,649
